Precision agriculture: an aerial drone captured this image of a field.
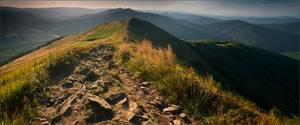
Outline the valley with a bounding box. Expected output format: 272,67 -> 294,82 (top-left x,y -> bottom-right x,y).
0,3 -> 299,125
1,7 -> 299,64
0,18 -> 299,124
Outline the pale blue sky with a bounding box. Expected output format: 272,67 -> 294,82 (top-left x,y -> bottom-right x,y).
1,0 -> 299,17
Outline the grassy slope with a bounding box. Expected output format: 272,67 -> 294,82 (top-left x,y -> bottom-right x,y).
0,21 -> 126,124
205,20 -> 299,52
282,52 -> 300,60
124,18 -> 299,115
189,42 -> 299,114
0,18 -> 298,124
115,40 -> 280,124
259,22 -> 299,35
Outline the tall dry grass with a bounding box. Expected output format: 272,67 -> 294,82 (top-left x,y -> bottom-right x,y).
115,40 -> 218,115
114,40 -> 298,125
0,39 -> 98,124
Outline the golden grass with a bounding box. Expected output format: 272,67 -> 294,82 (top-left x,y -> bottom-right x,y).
1,20 -> 298,124
114,40 -> 299,125
0,21 -> 127,124
0,42 -> 89,124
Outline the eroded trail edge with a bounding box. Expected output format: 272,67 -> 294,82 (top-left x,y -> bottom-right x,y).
34,44 -> 196,125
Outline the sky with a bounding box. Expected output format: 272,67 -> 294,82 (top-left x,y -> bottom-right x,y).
1,0 -> 300,17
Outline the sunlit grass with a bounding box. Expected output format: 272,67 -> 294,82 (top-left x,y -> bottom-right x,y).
86,24 -> 123,41
1,19 -> 298,124
114,40 -> 299,125
0,44 -> 89,124
0,21 -> 127,124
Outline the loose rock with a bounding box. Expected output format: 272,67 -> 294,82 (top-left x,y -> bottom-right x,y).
86,94 -> 112,110
173,119 -> 183,125
75,66 -> 90,75
40,121 -> 51,125
85,71 -> 99,82
103,55 -> 113,61
180,113 -> 186,118
106,92 -> 127,105
163,105 -> 182,114
62,80 -> 73,88
84,94 -> 114,122
141,115 -> 149,121
141,81 -> 149,86
127,102 -> 141,124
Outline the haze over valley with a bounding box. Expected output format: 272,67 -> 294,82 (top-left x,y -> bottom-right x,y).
0,1 -> 299,124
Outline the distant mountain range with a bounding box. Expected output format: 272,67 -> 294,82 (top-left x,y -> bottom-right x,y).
204,20 -> 299,52
209,15 -> 300,24
1,7 -> 299,64
259,22 -> 299,35
158,12 -> 221,25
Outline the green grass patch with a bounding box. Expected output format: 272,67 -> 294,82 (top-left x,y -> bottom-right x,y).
282,52 -> 299,60
86,26 -> 122,41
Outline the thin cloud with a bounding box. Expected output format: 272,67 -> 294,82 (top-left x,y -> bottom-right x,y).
0,0 -> 299,17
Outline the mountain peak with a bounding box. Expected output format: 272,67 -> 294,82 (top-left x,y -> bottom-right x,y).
124,18 -> 182,45
218,19 -> 249,25
103,8 -> 138,14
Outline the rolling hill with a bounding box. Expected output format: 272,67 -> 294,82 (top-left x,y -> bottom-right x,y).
125,18 -> 299,115
260,22 -> 300,35
0,7 -> 59,64
0,18 -> 299,124
159,12 -> 221,25
1,7 -> 299,65
0,7 -> 224,64
54,8 -> 224,39
213,16 -> 300,24
205,20 -> 299,52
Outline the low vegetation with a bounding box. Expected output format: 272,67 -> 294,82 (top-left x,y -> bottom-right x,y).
86,24 -> 123,41
0,19 -> 298,124
0,22 -> 124,124
114,40 -> 299,125
282,52 -> 300,60
0,43 -> 90,124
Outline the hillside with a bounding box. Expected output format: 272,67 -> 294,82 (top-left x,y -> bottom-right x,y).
0,7 -> 224,63
0,18 -> 299,124
54,8 -> 224,39
205,20 -> 299,52
160,12 -> 221,25
214,16 -> 300,24
2,7 -> 299,65
260,22 -> 299,35
124,18 -> 299,115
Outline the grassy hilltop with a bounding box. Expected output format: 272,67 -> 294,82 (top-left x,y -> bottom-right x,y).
0,18 -> 298,124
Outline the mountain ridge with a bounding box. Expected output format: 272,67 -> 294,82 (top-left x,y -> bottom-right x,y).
2,7 -> 299,64
120,18 -> 299,115
0,18 -> 299,124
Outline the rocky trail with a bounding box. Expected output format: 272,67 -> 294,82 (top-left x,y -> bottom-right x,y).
33,44 -> 197,125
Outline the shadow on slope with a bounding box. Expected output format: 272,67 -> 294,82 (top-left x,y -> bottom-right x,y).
125,18 -> 299,115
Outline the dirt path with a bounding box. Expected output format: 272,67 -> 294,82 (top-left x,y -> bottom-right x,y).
33,44 -> 197,125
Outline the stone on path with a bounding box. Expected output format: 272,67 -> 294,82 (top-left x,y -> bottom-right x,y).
179,113 -> 186,118
163,105 -> 182,114
127,102 -> 141,124
85,71 -> 99,82
75,66 -> 90,75
173,119 -> 183,125
62,80 -> 73,88
105,92 -> 127,105
86,94 -> 112,110
84,94 -> 114,123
